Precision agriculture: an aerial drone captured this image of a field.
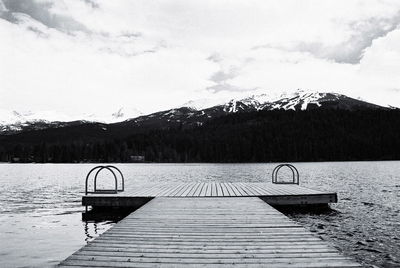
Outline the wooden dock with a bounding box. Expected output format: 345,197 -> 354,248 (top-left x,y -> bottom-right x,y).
60,197 -> 360,267
83,182 -> 337,207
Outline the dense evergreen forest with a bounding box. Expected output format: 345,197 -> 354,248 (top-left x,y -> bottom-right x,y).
1,109 -> 400,163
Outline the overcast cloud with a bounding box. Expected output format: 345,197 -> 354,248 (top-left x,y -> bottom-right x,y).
1,0 -> 400,116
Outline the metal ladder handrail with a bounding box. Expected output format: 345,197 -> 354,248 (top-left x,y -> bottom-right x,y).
272,164 -> 299,185
93,165 -> 125,192
85,165 -> 125,195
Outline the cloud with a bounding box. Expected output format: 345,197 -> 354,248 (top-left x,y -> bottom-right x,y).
0,0 -> 89,33
254,11 -> 400,64
207,83 -> 256,93
207,65 -> 256,93
209,69 -> 239,84
207,53 -> 223,63
1,0 -> 400,116
82,0 -> 99,9
301,13 -> 400,64
206,53 -> 256,93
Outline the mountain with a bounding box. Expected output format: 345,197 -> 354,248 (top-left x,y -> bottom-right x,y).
113,91 -> 389,131
182,98 -> 227,110
1,90 -> 399,163
209,91 -> 384,112
0,107 -> 142,135
0,91 -> 392,135
1,108 -> 400,163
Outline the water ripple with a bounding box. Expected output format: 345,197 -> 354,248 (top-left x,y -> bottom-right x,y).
0,162 -> 399,267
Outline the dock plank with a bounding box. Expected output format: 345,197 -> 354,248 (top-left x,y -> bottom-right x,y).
220,182 -> 230,196
61,197 -> 361,267
198,182 -> 207,197
84,182 -> 335,197
226,182 -> 240,196
186,183 -> 200,197
205,183 -> 212,196
192,182 -> 202,196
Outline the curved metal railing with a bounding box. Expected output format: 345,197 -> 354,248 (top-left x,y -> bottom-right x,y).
85,165 -> 125,195
272,164 -> 299,185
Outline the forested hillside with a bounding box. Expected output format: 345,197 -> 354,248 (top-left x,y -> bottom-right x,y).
1,109 -> 399,163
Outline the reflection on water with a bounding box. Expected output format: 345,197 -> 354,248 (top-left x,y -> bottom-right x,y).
84,221 -> 115,243
82,209 -> 134,242
0,162 -> 399,267
84,221 -> 98,242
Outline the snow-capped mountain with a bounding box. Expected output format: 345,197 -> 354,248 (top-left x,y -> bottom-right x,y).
182,98 -> 227,110
86,107 -> 143,123
0,107 -> 142,134
261,91 -> 383,111
120,91 -> 389,131
0,91 -> 394,135
186,90 -> 384,113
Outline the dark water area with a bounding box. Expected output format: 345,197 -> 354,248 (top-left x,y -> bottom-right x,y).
0,162 -> 399,267
286,162 -> 400,268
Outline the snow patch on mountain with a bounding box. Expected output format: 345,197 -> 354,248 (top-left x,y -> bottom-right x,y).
0,109 -> 75,125
109,107 -> 142,122
182,98 -> 228,110
0,107 -> 142,132
180,90 -> 340,114
267,90 -> 331,110
1,90 -> 394,135
226,90 -> 347,111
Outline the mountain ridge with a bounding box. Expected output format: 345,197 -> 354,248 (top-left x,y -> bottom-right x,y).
0,91 -> 394,135
1,108 -> 400,163
0,107 -> 142,134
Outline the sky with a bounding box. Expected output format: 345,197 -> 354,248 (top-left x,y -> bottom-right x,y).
1,0 -> 400,117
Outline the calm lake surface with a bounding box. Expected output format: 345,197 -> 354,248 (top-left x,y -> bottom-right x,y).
0,162 -> 399,267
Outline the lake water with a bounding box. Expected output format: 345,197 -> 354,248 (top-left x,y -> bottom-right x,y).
0,162 -> 399,267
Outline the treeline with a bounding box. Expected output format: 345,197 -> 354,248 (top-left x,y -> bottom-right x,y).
1,109 -> 400,163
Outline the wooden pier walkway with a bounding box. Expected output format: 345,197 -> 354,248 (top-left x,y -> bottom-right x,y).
60,197 -> 360,267
83,182 -> 337,207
